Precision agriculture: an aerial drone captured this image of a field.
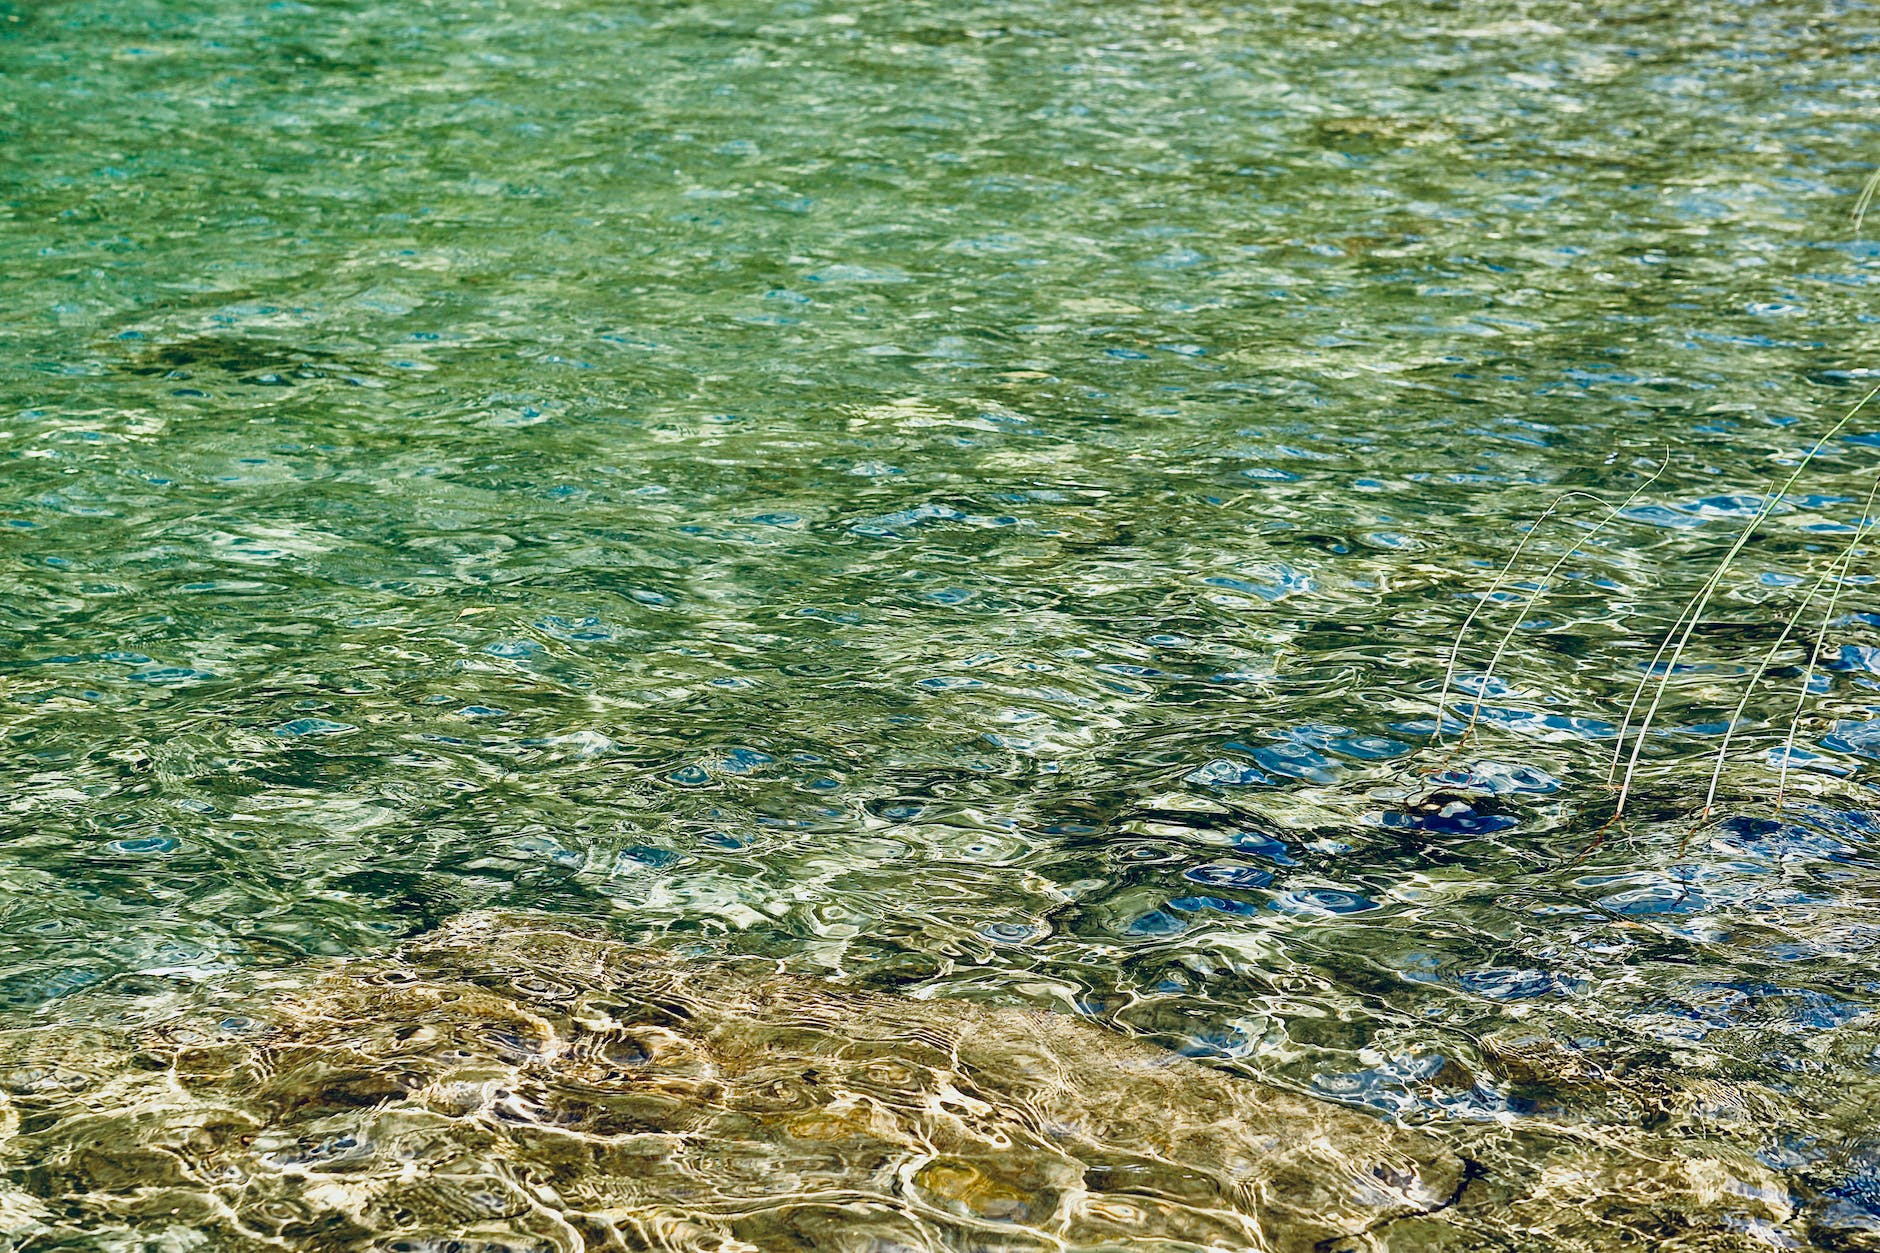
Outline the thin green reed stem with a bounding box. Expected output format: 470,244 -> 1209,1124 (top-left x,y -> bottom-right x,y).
1462,455 -> 1669,745
1614,383 -> 1880,817
1857,168 -> 1880,237
1775,482 -> 1880,809
1433,489 -> 1611,746
1609,467 -> 1787,788
1699,478 -> 1880,816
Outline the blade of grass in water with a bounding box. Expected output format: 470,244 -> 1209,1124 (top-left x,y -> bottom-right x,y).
1612,383 -> 1880,817
1460,455 -> 1669,747
1856,167 -> 1880,237
1433,488 -> 1615,748
1699,479 -> 1880,817
1774,485 -> 1880,808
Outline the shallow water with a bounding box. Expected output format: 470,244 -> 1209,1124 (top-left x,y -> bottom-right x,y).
5,0 -> 1880,1246
1,915 -> 1472,1251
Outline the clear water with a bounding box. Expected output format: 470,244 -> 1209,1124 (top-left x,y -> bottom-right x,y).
5,0 -> 1880,1246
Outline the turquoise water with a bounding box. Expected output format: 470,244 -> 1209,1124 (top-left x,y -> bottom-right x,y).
6,0 -> 1880,1245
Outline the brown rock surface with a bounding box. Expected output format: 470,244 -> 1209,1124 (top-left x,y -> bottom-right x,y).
0,913 -> 1464,1253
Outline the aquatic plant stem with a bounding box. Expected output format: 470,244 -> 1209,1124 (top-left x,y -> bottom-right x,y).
1608,470 -> 1783,790
1773,483 -> 1880,809
1433,488 -> 1613,748
1857,167 -> 1880,237
1613,383 -> 1880,817
1697,489 -> 1878,817
1697,613 -> 1809,820
1460,454 -> 1669,746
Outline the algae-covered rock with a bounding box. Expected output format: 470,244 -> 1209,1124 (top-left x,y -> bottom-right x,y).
1375,1031 -> 1806,1253
1385,1125 -> 1795,1253
0,913 -> 1463,1253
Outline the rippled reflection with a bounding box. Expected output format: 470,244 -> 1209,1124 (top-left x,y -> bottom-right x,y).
4,0 -> 1880,1244
0,916 -> 1466,1251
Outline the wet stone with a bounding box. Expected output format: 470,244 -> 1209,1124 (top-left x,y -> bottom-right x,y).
0,913 -> 1464,1253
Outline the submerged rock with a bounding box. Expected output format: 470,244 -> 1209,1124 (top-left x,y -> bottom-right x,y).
0,913 -> 1463,1253
1410,1033 -> 1804,1253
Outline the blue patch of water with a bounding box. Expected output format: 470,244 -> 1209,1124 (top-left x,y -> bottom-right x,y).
1232,832 -> 1300,865
1428,760 -> 1560,794
1271,888 -> 1379,915
1183,862 -> 1275,889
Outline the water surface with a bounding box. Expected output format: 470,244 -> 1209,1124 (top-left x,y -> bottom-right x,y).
4,0 -> 1880,1246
